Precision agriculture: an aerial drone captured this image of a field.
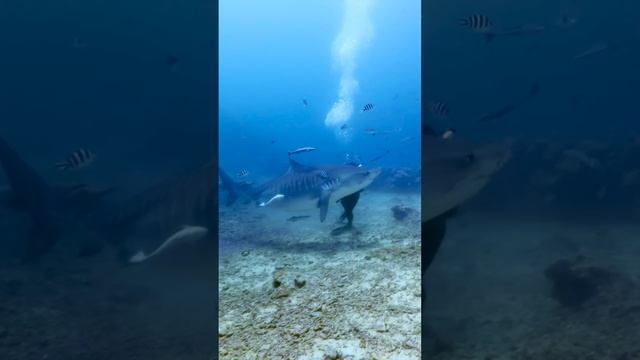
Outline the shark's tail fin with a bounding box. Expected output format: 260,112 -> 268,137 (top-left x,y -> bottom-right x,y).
0,136 -> 60,263
219,168 -> 258,206
0,137 -> 49,200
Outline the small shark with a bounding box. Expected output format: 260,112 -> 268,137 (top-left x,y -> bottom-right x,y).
220,158 -> 381,234
0,136 -> 115,262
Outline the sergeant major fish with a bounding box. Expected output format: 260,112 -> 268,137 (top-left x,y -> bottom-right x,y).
459,14 -> 494,33
55,148 -> 95,171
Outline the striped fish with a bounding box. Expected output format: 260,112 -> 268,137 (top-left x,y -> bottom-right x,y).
459,14 -> 493,32
428,101 -> 449,119
55,148 -> 95,171
361,103 -> 374,112
237,169 -> 249,178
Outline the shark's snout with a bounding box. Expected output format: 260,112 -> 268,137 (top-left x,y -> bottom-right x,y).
358,166 -> 382,185
369,167 -> 383,178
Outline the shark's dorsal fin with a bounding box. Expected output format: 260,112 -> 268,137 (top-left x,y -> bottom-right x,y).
0,136 -> 61,262
288,158 -> 315,173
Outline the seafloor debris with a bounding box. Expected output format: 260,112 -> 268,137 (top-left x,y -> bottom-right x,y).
272,270 -> 285,288
323,349 -> 344,360
219,192 -> 421,358
391,204 -> 419,221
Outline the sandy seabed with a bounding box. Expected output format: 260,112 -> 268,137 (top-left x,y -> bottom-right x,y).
218,191 -> 421,360
0,210 -> 215,360
426,212 -> 640,360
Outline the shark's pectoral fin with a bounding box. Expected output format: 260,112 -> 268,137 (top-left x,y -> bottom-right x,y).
0,137 -> 62,263
318,189 -> 332,222
423,207 -> 458,274
259,194 -> 285,207
128,225 -> 209,264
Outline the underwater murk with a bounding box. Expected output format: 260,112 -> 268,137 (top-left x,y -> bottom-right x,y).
0,0 -> 216,359
424,0 -> 640,358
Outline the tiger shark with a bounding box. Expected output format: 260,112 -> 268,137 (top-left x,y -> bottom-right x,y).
111,157 -> 380,264
103,161 -> 217,263
422,124 -> 511,272
113,157 -> 379,265
220,158 -> 381,234
422,125 -> 511,355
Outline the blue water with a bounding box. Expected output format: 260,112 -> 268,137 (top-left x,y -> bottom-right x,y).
220,0 -> 420,180
426,0 -> 640,143
0,0 -> 215,193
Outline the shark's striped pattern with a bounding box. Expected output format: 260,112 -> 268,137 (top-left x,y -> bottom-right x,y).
220,158 -> 381,223
264,170 -> 339,199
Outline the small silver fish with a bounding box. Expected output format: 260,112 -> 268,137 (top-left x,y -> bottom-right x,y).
288,147 -> 317,156
441,128 -> 456,140
287,215 -> 310,222
361,103 -> 374,112
237,169 -> 249,178
574,42 -> 610,60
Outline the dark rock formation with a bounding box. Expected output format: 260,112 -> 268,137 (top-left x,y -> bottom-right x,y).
544,256 -> 614,308
391,205 -> 418,221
